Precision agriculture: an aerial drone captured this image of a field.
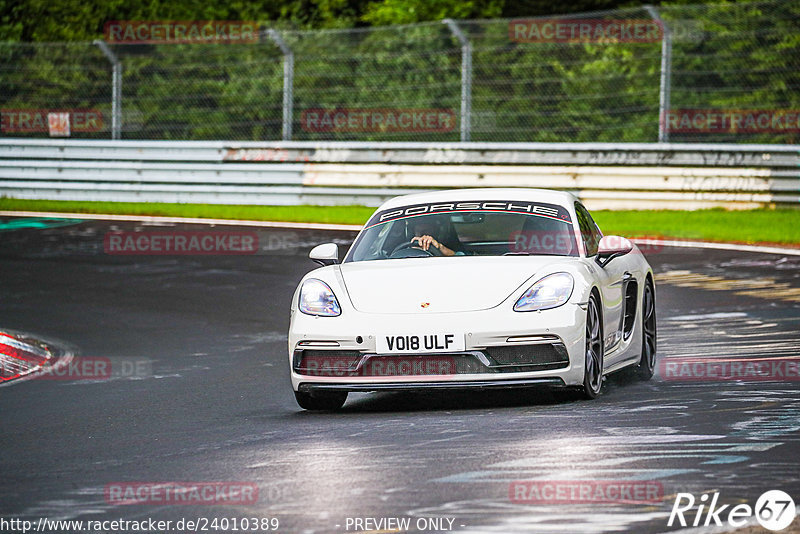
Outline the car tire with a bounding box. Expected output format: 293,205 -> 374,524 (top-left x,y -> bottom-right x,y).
636,279 -> 657,381
580,293 -> 604,399
294,390 -> 347,411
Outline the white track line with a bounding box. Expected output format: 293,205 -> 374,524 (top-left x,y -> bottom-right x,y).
631,238 -> 800,256
2,210 -> 800,255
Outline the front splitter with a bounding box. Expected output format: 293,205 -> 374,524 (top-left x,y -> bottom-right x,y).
298,377 -> 565,393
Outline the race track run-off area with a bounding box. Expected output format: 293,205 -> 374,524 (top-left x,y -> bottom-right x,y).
0,219 -> 798,534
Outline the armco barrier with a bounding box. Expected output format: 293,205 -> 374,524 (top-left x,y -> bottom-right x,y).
1,139 -> 798,209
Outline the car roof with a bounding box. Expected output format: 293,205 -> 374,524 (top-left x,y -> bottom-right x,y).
378,188 -> 579,211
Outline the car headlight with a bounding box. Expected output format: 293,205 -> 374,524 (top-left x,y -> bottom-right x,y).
514,272 -> 574,312
299,279 -> 342,316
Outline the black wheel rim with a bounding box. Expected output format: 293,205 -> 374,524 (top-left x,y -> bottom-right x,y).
585,298 -> 603,393
642,283 -> 657,372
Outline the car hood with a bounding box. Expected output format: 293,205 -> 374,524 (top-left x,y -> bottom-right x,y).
339,256 -> 566,314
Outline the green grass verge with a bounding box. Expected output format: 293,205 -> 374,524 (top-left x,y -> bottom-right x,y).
0,199 -> 375,226
1,198 -> 798,245
591,209 -> 799,245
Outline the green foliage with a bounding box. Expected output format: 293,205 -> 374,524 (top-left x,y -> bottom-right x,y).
0,0 -> 796,143
361,0 -> 503,25
0,0 -> 718,42
0,0 -> 374,42
0,0 -> 23,41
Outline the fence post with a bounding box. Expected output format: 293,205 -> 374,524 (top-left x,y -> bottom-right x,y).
443,19 -> 472,142
93,40 -> 122,140
265,29 -> 294,141
645,6 -> 672,143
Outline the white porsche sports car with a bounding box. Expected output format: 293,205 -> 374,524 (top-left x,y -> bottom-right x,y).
288,188 -> 657,410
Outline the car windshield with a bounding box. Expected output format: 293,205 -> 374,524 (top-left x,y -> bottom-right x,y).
345,199 -> 579,262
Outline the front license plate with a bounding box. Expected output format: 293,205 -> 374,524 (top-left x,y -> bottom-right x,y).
376,333 -> 465,354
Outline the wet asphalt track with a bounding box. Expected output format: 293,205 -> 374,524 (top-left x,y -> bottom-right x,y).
0,218 -> 798,534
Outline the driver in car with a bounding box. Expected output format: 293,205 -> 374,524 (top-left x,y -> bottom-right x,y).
409,218 -> 458,256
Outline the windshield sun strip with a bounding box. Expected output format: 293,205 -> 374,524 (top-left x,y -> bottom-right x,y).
363,208 -> 572,230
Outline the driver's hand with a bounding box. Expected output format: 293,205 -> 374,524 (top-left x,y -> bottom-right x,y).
411,235 -> 439,251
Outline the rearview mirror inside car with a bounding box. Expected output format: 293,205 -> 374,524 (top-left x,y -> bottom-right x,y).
451,213 -> 485,224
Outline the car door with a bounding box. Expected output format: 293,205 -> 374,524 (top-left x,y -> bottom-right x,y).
575,203 -> 626,360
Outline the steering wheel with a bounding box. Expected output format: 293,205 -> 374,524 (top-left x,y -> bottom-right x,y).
390,240 -> 443,258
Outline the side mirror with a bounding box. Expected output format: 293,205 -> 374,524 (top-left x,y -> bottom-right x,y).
596,235 -> 633,267
309,243 -> 339,266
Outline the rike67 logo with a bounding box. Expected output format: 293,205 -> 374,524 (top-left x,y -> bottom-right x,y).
669,490 -> 796,531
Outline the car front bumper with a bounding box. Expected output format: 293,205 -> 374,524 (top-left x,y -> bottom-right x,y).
288,302 -> 587,392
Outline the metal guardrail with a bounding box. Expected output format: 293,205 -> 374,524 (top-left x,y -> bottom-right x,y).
4,139 -> 800,166
1,139 -> 798,209
223,143 -> 800,169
